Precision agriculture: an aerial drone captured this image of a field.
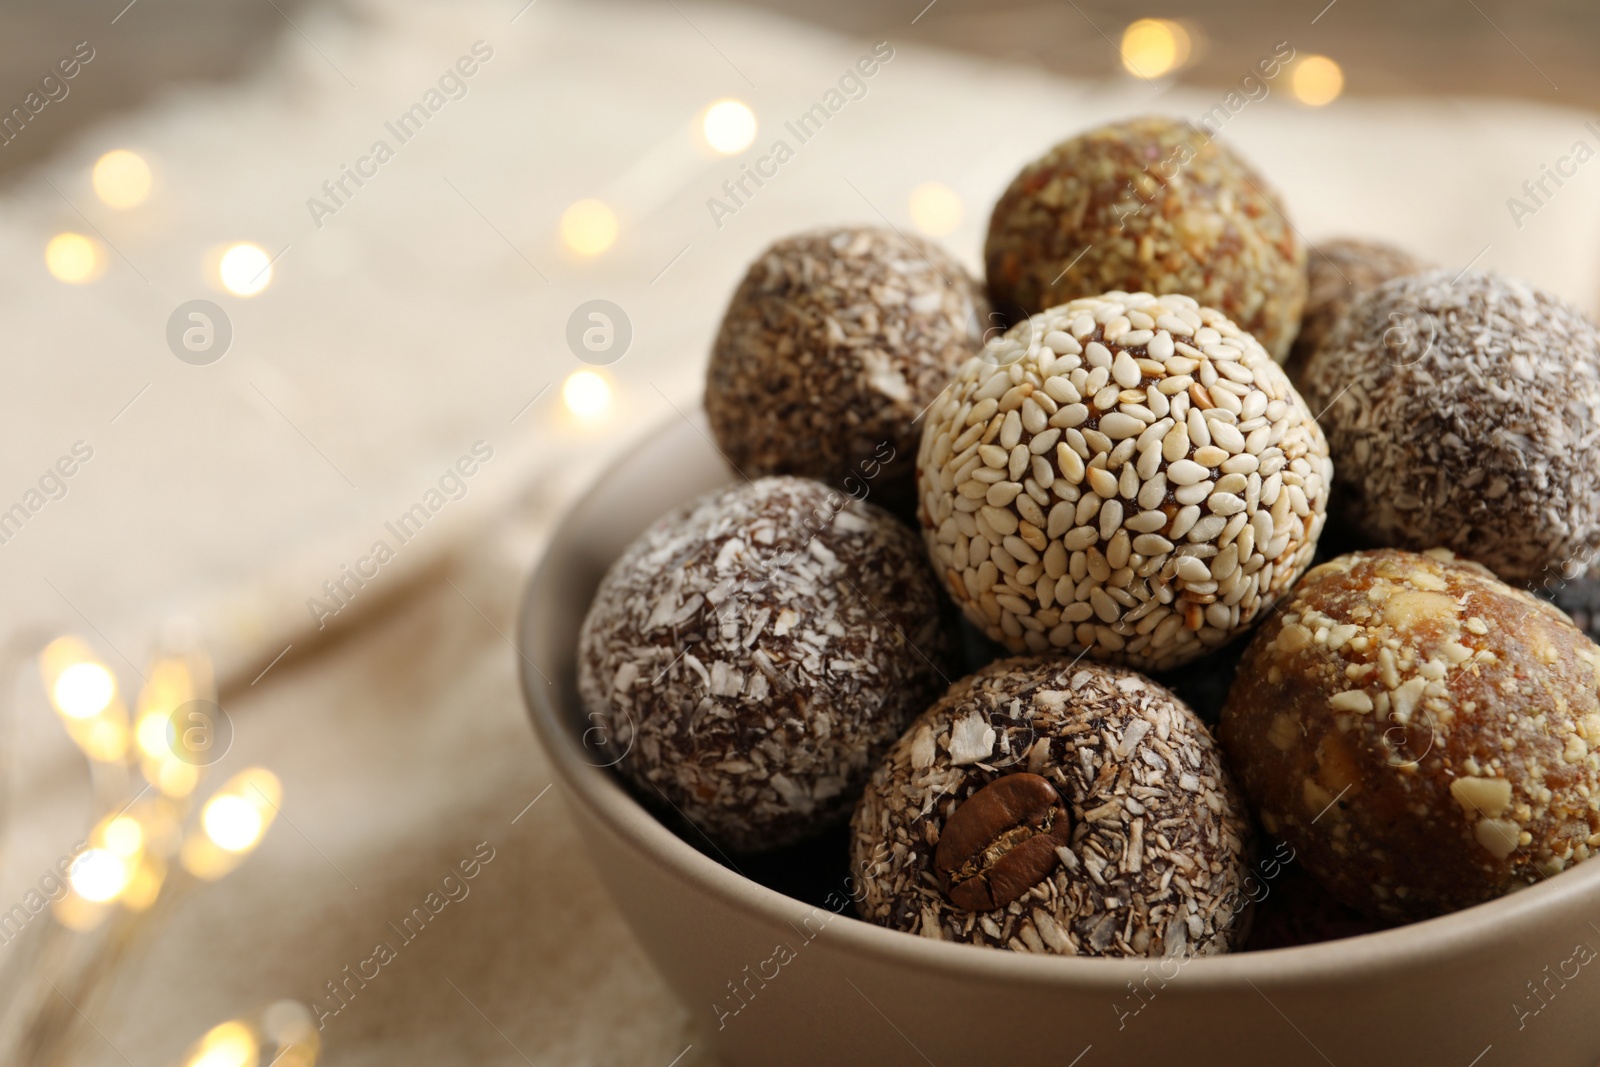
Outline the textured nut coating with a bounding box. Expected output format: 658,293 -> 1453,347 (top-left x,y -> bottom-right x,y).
577,476 -> 953,853
1284,237 -> 1430,387
985,116 -> 1307,360
705,227 -> 987,514
1220,548 -> 1600,922
852,657 -> 1252,956
916,290 -> 1331,670
1301,269 -> 1600,585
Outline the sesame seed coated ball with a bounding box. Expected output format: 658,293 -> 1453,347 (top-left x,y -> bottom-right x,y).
577,476 -> 954,854
1220,548 -> 1600,922
985,117 -> 1307,361
1284,237 -> 1431,387
916,290 -> 1332,671
705,227 -> 988,516
1301,269 -> 1600,586
850,656 -> 1253,956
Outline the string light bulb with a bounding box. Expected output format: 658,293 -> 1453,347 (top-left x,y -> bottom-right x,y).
185,1021 -> 260,1067
702,99 -> 757,154
92,149 -> 153,209
183,768 -> 282,879
908,181 -> 963,236
562,369 -> 612,420
219,242 -> 273,296
45,232 -> 105,284
1292,54 -> 1344,106
1119,18 -> 1192,80
53,661 -> 116,719
560,199 -> 618,257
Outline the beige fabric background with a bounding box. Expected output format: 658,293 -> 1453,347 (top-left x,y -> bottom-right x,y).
2,0 -> 1599,1062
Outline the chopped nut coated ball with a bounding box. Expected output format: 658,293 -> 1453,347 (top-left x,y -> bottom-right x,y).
985,117 -> 1307,360
1220,548 -> 1600,922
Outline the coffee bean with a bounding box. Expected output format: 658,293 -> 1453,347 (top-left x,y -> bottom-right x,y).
934,772 -> 1072,911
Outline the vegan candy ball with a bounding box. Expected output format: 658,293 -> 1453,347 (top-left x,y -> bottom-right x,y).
577,476 -> 954,853
916,290 -> 1331,671
1220,548 -> 1600,922
851,657 -> 1253,956
1301,270 -> 1600,585
985,117 -> 1307,360
705,227 -> 988,515
1284,237 -> 1430,386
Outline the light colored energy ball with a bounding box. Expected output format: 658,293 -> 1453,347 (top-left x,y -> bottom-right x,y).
916,290 -> 1332,671
1221,548 -> 1600,922
985,116 -> 1307,361
1301,270 -> 1600,586
1283,237 -> 1430,386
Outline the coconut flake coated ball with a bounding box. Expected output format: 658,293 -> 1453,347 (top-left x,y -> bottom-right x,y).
917,290 -> 1332,671
577,476 -> 954,854
850,656 -> 1253,956
985,117 -> 1307,361
1220,548 -> 1600,922
1302,270 -> 1600,586
1284,237 -> 1431,387
705,227 -> 988,516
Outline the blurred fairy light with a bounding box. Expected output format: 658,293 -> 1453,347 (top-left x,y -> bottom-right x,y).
1292,54 -> 1344,106
560,198 -> 618,256
702,99 -> 757,154
53,661 -> 116,719
562,369 -> 612,420
219,242 -> 273,296
1120,18 -> 1191,80
183,767 -> 281,878
908,181 -> 963,236
69,849 -> 132,903
185,1021 -> 260,1067
45,232 -> 105,284
92,149 -> 152,209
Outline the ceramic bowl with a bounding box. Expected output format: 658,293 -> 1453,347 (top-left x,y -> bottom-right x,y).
518,411 -> 1600,1067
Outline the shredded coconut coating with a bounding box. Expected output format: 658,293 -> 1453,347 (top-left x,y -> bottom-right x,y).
916,290 -> 1331,671
1220,548 -> 1600,922
705,227 -> 987,514
985,117 -> 1307,361
1302,269 -> 1600,585
577,477 -> 954,854
851,657 -> 1252,956
1284,237 -> 1431,387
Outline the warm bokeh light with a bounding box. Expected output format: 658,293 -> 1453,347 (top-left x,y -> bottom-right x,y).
560,199 -> 618,256
203,795 -> 264,852
219,242 -> 273,296
92,149 -> 153,209
104,815 -> 144,857
702,99 -> 757,154
908,181 -> 963,236
1120,18 -> 1191,79
186,1021 -> 260,1067
1292,54 -> 1344,106
69,848 -> 132,903
121,856 -> 167,911
154,758 -> 201,797
562,369 -> 612,420
53,661 -> 116,719
45,232 -> 105,284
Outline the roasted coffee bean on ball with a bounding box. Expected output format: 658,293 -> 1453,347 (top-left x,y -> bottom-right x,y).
916,290 -> 1331,670
1221,548 -> 1600,922
985,116 -> 1307,360
577,476 -> 954,853
1301,270 -> 1600,586
852,657 -> 1253,956
705,227 -> 988,515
